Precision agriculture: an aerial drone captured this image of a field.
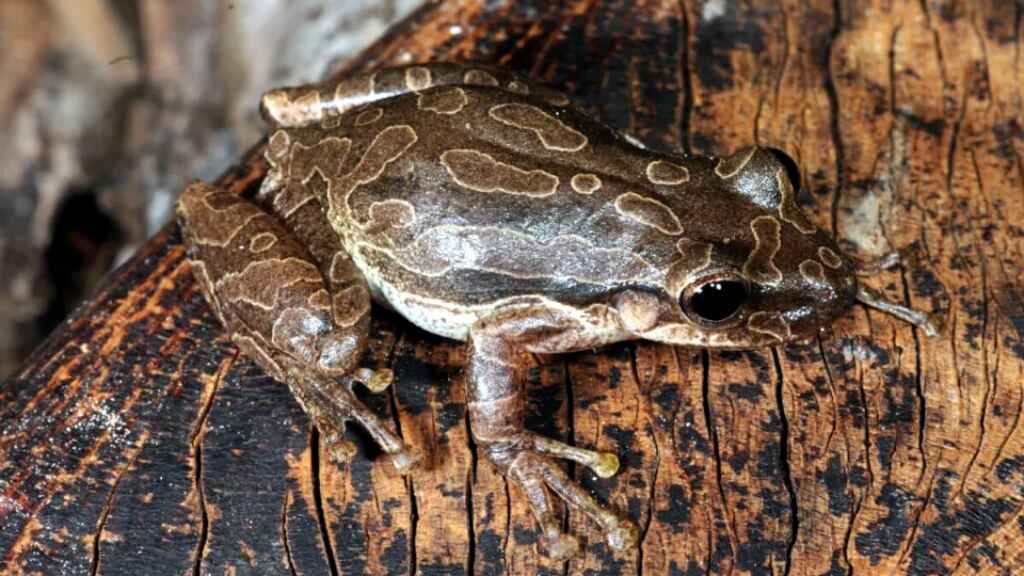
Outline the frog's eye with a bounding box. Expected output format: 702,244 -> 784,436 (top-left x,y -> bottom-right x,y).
682,276 -> 749,326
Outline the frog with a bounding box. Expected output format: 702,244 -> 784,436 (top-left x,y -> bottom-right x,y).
175,62 -> 940,559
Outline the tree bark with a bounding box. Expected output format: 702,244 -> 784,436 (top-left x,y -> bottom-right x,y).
3,1 -> 1023,575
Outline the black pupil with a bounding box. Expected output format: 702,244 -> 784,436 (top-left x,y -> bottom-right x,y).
687,281 -> 747,322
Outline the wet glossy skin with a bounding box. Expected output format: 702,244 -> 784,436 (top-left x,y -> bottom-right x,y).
176,62 -> 863,559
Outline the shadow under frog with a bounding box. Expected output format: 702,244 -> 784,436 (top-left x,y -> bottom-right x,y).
176,62 -> 940,560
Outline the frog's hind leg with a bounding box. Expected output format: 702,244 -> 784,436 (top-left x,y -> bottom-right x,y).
176,182 -> 418,473
260,62 -> 574,130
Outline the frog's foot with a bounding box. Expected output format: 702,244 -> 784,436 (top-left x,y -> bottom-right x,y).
290,372 -> 420,474
481,432 -> 639,559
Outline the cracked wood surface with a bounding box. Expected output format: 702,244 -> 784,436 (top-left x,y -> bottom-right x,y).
2,1 -> 1024,574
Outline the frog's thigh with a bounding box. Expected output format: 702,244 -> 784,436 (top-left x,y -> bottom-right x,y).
176,182 -> 371,378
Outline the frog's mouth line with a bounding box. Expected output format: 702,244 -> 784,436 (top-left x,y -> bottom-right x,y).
855,285 -> 943,337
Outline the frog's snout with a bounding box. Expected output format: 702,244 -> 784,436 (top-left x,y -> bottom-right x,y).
792,262 -> 858,335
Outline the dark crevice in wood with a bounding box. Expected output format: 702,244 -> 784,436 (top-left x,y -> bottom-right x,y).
624,343 -> 654,574
630,345 -> 657,566
501,475 -> 512,569
379,328 -> 417,574
310,428 -> 341,576
771,348 -> 798,576
678,0 -> 693,157
825,0 -> 845,237
465,412 -> 477,574
818,337 -> 855,576
189,350 -> 231,576
700,350 -> 730,561
90,433 -> 146,576
406,476 -> 419,575
281,492 -> 299,576
901,265 -> 929,481
561,356 -> 575,554
897,335 -> 936,569
979,136 -> 1020,475
849,327 -> 877,575
191,442 -> 208,576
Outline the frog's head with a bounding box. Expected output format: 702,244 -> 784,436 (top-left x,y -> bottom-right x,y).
618,146 -> 858,348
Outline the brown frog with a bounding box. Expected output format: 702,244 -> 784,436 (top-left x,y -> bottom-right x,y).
176,62 -> 939,559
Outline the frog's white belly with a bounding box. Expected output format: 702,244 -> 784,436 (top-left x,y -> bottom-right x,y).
352,245 -> 631,346
352,245 -> 482,340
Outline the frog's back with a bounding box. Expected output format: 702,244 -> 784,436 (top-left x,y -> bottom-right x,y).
272,79 -> 721,339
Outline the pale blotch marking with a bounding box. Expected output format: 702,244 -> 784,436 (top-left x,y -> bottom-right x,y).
489,103 -> 587,152
508,80 -> 530,95
418,87 -> 468,114
676,239 -> 713,272
289,136 -> 352,181
271,307 -> 329,363
405,66 -> 432,91
218,257 -> 322,311
776,168 -> 815,234
666,239 -> 713,296
261,89 -> 323,127
290,91 -> 321,122
308,289 -> 332,310
266,130 -> 291,166
571,173 -> 602,194
320,114 -> 342,130
367,199 -> 416,229
355,107 -> 384,126
743,215 -> 783,286
819,246 -> 843,269
274,181 -> 318,219
614,192 -> 683,235
799,259 -> 827,285
747,311 -> 791,344
178,183 -> 262,248
332,285 -> 371,328
715,147 -> 756,179
249,232 -> 278,253
542,91 -> 571,107
464,69 -> 499,86
333,125 -> 419,221
329,252 -> 361,285
646,160 -> 690,185
440,149 -> 559,197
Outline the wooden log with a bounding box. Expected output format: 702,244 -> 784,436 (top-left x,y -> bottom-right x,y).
3,1 -> 1023,574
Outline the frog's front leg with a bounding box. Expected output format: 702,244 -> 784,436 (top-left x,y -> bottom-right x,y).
467,304 -> 639,559
176,182 -> 418,473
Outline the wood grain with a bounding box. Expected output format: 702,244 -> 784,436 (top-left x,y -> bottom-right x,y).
3,1 -> 1023,574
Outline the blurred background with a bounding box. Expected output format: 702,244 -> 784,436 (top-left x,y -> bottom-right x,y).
0,0 -> 424,378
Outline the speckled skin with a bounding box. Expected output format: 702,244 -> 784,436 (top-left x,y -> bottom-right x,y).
176,62 -> 878,559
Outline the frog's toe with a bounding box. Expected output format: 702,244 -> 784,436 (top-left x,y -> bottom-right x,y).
545,529 -> 580,561
529,432 -> 620,479
352,367 -> 394,392
321,428 -> 358,465
606,519 -> 640,551
388,446 -> 422,475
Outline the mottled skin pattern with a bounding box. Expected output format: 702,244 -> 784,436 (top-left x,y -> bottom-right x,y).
176,62 -> 937,560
